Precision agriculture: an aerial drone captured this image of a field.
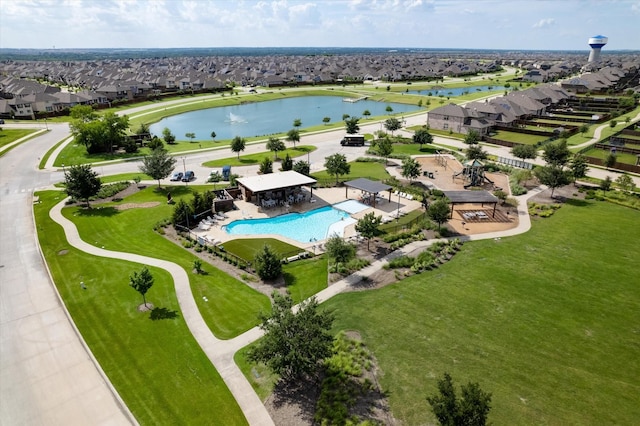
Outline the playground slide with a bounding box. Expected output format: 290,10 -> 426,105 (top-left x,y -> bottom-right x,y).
483,175 -> 494,184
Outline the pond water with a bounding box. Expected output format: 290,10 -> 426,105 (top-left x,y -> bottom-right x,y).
149,96 -> 420,140
406,85 -> 512,97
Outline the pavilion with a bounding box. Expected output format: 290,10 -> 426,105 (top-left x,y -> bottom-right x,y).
442,190 -> 499,218
344,178 -> 393,208
236,171 -> 317,206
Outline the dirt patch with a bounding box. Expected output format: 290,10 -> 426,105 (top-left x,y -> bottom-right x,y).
114,201 -> 161,211
137,303 -> 154,312
529,184 -> 586,205
57,249 -> 69,256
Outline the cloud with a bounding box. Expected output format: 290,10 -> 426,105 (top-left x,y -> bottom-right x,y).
532,18 -> 556,29
631,1 -> 640,14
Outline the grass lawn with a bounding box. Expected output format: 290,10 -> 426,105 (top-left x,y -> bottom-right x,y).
312,160 -> 391,183
60,185 -> 271,339
0,128 -> 39,148
99,172 -> 153,183
34,191 -> 248,425
203,146 -> 315,168
491,130 -> 548,145
322,200 -> 640,425
583,148 -> 638,165
391,143 -> 441,156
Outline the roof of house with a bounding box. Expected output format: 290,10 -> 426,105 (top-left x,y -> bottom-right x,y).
236,171 -> 316,193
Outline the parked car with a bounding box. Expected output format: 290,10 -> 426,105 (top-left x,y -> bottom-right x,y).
170,171 -> 183,181
0,119 -> 5,124
182,171 -> 195,182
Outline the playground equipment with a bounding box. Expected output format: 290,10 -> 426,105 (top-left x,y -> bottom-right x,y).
452,159 -> 495,189
435,151 -> 449,169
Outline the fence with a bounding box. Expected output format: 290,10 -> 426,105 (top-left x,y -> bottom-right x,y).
585,156 -> 640,173
596,142 -> 640,155
497,157 -> 534,170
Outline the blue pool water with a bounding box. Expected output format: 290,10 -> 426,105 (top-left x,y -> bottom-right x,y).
225,206 -> 351,243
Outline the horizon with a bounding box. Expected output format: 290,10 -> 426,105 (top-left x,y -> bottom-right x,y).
1,0 -> 639,51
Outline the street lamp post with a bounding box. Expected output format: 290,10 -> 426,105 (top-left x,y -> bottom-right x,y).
182,157 -> 187,185
396,191 -> 401,223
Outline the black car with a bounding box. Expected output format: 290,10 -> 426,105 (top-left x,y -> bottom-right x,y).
182,171 -> 195,182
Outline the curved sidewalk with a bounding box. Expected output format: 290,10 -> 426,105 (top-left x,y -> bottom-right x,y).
49,200 -> 275,426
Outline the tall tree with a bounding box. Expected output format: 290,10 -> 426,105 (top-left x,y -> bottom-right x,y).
129,266 -> 154,309
377,137 -> 393,165
426,372 -> 492,426
162,127 -> 176,145
280,153 -> 293,171
259,157 -> 273,174
569,154 -> 589,184
463,129 -> 481,145
231,136 -> 246,159
401,157 -> 422,182
266,136 -> 286,160
466,145 -> 487,161
286,129 -> 300,148
413,128 -> 433,150
615,174 -> 634,192
384,117 -> 402,135
428,199 -> 450,231
210,131 -> 217,141
248,292 -> 334,381
293,118 -> 302,129
324,153 -> 350,185
292,160 -> 310,176
344,117 -> 360,134
542,140 -> 571,167
355,212 -> 382,250
139,148 -> 177,188
385,105 -> 393,114
185,132 -> 196,143
363,109 -> 371,118
64,164 -> 102,207
604,152 -> 617,169
322,116 -> 331,125
511,144 -> 537,161
534,165 -> 571,198
253,244 -> 282,281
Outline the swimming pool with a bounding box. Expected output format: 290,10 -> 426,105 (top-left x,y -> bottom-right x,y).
225,206 -> 355,243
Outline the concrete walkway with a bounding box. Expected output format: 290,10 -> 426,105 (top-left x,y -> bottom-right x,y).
48,177 -> 543,425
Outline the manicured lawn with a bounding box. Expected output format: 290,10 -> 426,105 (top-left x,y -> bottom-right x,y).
99,172 -> 153,183
221,238 -> 301,262
0,128 -> 39,148
323,200 -> 640,425
61,186 -> 270,338
583,148 -> 638,165
312,161 -> 391,183
491,130 -> 548,145
283,256 -> 329,302
391,143 -> 441,156
203,146 -> 316,168
34,191 -> 248,425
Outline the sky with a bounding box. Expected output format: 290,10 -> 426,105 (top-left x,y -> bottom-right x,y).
1,0 -> 639,51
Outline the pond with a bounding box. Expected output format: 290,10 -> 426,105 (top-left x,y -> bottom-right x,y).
149,96 -> 421,140
406,85 -> 512,97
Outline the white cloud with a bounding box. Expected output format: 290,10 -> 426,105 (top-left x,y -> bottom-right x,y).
533,18 -> 556,29
631,1 -> 640,14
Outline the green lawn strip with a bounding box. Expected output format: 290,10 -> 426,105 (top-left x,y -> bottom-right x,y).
34,191 -> 247,425
583,148 -> 638,165
203,146 -> 315,168
61,186 -> 270,339
0,128 -> 38,148
390,143 -> 440,156
312,161 -> 391,183
491,130 -> 548,145
234,345 -> 279,400
39,136 -> 70,169
283,256 -> 329,302
323,201 -> 640,425
99,172 -> 153,183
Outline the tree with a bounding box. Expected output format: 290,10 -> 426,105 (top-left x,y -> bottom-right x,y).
292,160 -> 310,176
253,244 -> 282,281
324,153 -> 350,185
569,154 -> 589,184
286,128 -> 300,148
384,117 -> 402,135
377,137 -> 393,165
322,116 -> 331,125
363,109 -> 371,118
401,157 -> 422,182
355,212 -> 382,250
136,122 -> 151,140
259,156 -> 273,174
280,153 -> 293,171
64,164 -> 102,207
293,118 -> 302,128
579,124 -> 589,136
428,199 -> 450,231
542,140 -> 571,167
463,130 -> 480,145
342,114 -> 350,121
466,145 -> 487,160
426,373 -> 492,426
385,105 -> 393,114
70,110 -> 129,154
248,292 -> 334,381
344,117 -> 360,134
604,152 -> 617,169
609,120 -> 617,128
69,104 -> 98,122
185,132 -> 196,143
616,174 -> 634,192
210,131 -> 217,141
172,198 -> 193,226
162,127 -> 176,145
324,234 -> 355,263
600,176 -> 613,191
147,136 -> 164,150
534,166 -> 571,198
129,266 -> 154,309
413,128 -> 433,150
266,136 -> 286,160
231,136 -> 246,159
139,148 -> 177,188
511,144 -> 537,161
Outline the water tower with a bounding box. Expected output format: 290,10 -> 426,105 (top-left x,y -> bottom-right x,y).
588,35 -> 608,63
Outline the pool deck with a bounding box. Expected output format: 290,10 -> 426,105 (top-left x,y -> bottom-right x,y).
192,187 -> 422,250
